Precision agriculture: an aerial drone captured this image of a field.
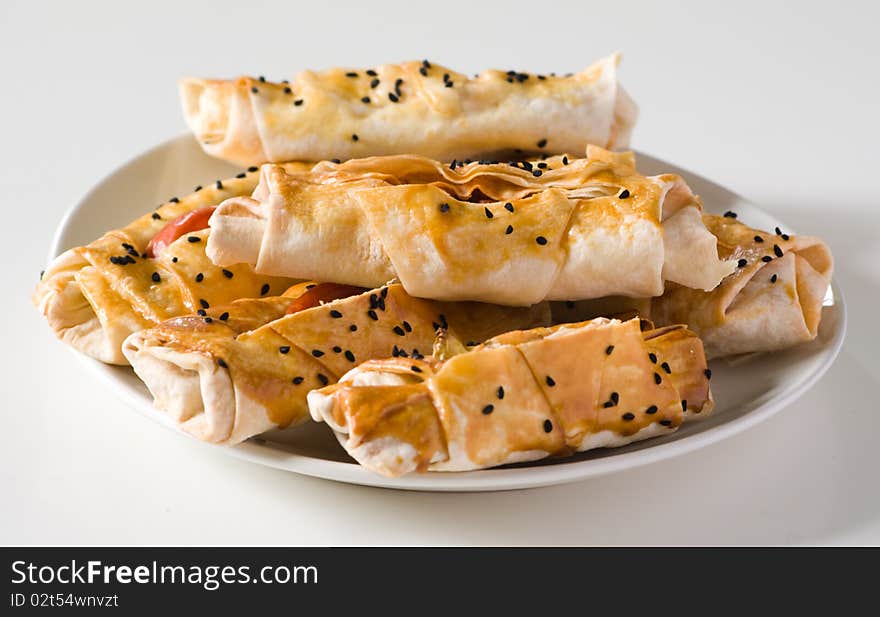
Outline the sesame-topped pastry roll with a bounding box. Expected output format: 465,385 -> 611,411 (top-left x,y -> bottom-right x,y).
207,146 -> 735,306
33,164 -> 312,364
122,283 -> 550,444
650,214 -> 833,358
180,54 -> 637,166
308,317 -> 713,477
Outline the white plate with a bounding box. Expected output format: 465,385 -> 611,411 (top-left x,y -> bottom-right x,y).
49,134 -> 846,492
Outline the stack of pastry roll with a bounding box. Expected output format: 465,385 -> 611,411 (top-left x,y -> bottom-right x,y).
122,283 -> 550,444
308,317 -> 712,477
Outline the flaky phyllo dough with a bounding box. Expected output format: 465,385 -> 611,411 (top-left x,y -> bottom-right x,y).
33,165 -> 311,364
308,317 -> 713,477
208,146 -> 735,305
123,283 -> 549,444
180,54 -> 637,166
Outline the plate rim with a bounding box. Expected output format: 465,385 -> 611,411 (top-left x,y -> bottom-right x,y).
49,133 -> 847,492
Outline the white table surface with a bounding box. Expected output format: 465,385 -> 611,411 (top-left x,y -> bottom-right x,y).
3,0 -> 878,545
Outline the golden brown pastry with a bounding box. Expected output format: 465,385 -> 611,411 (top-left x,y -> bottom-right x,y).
309,317 -> 713,477
207,147 -> 735,306
552,214 -> 834,358
33,165 -> 311,364
650,214 -> 833,358
122,283 -> 550,444
180,55 -> 637,166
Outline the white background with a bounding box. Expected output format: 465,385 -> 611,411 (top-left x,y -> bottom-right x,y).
2,0 -> 878,545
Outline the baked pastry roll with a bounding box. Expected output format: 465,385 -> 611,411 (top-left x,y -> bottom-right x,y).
122,283 -> 550,444
650,214 -> 833,358
33,165 -> 310,364
180,54 -> 637,166
308,317 -> 713,477
207,147 -> 735,306
552,214 -> 834,358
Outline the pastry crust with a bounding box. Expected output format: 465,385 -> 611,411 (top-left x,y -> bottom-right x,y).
180,55 -> 637,166
123,283 -> 550,444
207,147 -> 734,305
33,165 -> 310,364
309,317 -> 712,476
650,214 -> 833,358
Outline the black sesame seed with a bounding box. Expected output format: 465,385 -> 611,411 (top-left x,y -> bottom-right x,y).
504,202 -> 514,213
603,400 -> 614,409
618,189 -> 631,199
622,412 -> 635,421
329,310 -> 343,318
535,236 -> 548,245
774,244 -> 784,258
754,235 -> 764,243
450,159 -> 457,170
370,78 -> 380,88
388,92 -> 399,103
352,134 -> 359,142
216,180 -> 223,189
546,375 -> 556,387
380,287 -> 388,298
682,399 -> 688,411
439,202 -> 450,213
606,345 -> 614,355
204,317 -> 213,323
197,309 -> 207,316
236,172 -> 246,178
445,81 -> 453,88
762,255 -> 773,262
537,138 -> 547,148
199,299 -> 209,309
562,156 -> 569,165
505,225 -> 513,235
349,324 -> 358,332
187,236 -> 201,243
483,207 -> 494,219
781,233 -> 790,240
394,78 -> 403,96
194,185 -> 202,192
367,69 -> 378,76
737,258 -> 748,268
482,404 -> 494,415
195,272 -> 204,282
279,346 -> 290,354
361,96 -> 370,103
317,373 -> 329,386
537,162 -> 548,169
661,362 -> 671,374
222,269 -> 234,278
419,67 -> 427,76
660,419 -> 672,426
332,346 -> 342,353
543,419 -> 553,433
704,368 -> 712,380
169,197 -> 180,203
346,71 -> 358,78
219,312 -> 229,321
367,310 -> 378,320
260,284 -> 270,296
151,213 -> 161,220
411,365 -> 421,373
284,86 -> 292,94
331,159 -> 341,164
393,325 -> 405,336
770,274 -> 778,283
610,392 -> 619,404
294,99 -> 303,106
377,296 -> 386,311
251,86 -> 258,94
171,257 -> 178,263
645,405 -> 658,415
654,372 -> 662,385
258,76 -> 265,82
311,349 -> 324,357
497,386 -> 505,399
292,377 -> 304,385
345,350 -> 356,362
217,358 -> 228,368
648,352 -> 657,364
723,211 -> 737,218
532,169 -> 543,177
403,320 -> 412,332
